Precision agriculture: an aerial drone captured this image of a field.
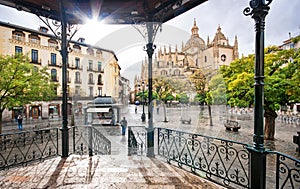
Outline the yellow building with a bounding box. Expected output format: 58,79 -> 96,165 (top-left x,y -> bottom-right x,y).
0,21 -> 120,121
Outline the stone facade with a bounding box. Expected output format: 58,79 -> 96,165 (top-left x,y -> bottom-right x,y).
0,21 -> 121,121
135,19 -> 239,96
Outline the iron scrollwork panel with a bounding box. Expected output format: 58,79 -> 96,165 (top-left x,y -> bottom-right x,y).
157,128 -> 249,188
128,126 -> 147,156
71,126 -> 111,156
0,128 -> 59,170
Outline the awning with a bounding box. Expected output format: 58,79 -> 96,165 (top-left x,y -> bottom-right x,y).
86,107 -> 110,113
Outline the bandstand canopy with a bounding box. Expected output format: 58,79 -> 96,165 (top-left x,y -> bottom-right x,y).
0,0 -> 207,24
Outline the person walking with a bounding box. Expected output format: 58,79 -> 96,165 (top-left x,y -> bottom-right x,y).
17,114 -> 23,130
120,117 -> 127,136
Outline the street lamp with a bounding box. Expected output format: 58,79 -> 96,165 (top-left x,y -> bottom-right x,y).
141,81 -> 146,122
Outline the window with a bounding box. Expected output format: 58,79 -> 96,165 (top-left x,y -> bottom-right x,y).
87,47 -> 94,55
29,34 -> 40,44
89,73 -> 93,84
98,75 -> 102,85
75,72 -> 81,83
51,69 -> 57,81
75,57 -> 80,68
73,45 -> 81,53
88,60 -> 93,70
15,46 -> 22,54
31,49 -> 38,63
51,53 -> 56,65
75,86 -> 81,95
161,70 -> 167,75
48,39 -> 58,48
12,31 -> 24,41
98,62 -> 102,71
89,87 -> 93,97
204,56 -> 207,62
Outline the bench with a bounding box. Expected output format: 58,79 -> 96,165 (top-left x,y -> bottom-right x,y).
181,117 -> 191,124
224,120 -> 240,132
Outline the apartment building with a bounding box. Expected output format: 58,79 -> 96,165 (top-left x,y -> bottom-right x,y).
0,21 -> 120,121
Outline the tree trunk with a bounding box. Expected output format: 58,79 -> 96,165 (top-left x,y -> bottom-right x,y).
208,105 -> 213,126
264,109 -> 277,140
0,111 -> 3,134
163,103 -> 168,122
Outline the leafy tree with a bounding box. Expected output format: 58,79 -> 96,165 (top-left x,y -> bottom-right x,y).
220,47 -> 300,140
208,73 -> 227,105
0,54 -> 57,133
153,77 -> 174,122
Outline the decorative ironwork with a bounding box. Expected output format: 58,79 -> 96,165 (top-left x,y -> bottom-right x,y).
157,128 -> 249,188
0,128 -> 59,170
37,14 -> 80,52
71,126 -> 111,156
267,151 -> 300,189
128,126 -> 147,156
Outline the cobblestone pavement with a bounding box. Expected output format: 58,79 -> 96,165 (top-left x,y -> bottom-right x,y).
0,155 -> 225,189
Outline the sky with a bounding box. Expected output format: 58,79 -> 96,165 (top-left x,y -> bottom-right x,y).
0,0 -> 299,86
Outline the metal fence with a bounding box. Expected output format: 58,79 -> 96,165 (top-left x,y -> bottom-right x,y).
157,127 -> 249,188
128,126 -> 147,156
0,128 -> 59,170
128,126 -> 300,189
70,125 -> 111,155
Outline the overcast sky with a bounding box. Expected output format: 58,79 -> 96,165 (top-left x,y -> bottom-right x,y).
0,0 -> 299,76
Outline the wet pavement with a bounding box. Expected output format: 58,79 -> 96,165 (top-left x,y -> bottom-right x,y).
1,104 -> 299,188
127,104 -> 299,159
2,104 -> 299,158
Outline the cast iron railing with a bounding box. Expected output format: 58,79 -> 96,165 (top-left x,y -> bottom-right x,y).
71,125 -> 111,155
128,126 -> 147,155
266,151 -> 300,189
157,127 -> 249,188
0,128 -> 59,170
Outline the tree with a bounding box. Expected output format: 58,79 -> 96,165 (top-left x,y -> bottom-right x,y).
153,77 -> 174,122
0,54 -> 57,133
208,73 -> 227,105
220,47 -> 300,140
189,69 -> 207,101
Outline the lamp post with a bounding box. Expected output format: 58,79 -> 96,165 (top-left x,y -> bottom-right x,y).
141,81 -> 146,122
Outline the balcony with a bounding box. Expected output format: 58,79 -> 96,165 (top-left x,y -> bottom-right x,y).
97,81 -> 103,85
88,80 -> 94,85
31,58 -> 41,65
48,60 -> 61,68
74,79 -> 82,84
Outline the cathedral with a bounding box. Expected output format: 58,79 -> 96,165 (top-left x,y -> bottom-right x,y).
134,19 -> 239,98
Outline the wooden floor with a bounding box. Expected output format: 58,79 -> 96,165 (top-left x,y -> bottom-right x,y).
0,155 -> 225,189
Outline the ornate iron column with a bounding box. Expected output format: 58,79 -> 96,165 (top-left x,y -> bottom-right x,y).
244,0 -> 272,188
36,0 -> 80,158
59,0 -> 69,157
146,22 -> 155,157
133,20 -> 161,157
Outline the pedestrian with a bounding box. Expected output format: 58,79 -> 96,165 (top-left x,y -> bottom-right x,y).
135,106 -> 137,114
17,114 -> 23,130
120,117 -> 127,135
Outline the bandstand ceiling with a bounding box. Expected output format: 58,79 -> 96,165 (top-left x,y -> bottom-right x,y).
0,0 -> 207,24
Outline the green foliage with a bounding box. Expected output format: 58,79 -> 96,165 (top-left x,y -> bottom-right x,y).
208,73 -> 227,105
189,69 -> 207,95
0,54 -> 57,113
153,77 -> 175,103
220,48 -> 300,111
178,93 -> 189,103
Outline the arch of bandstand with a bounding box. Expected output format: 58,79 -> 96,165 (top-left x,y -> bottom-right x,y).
0,1 -> 299,188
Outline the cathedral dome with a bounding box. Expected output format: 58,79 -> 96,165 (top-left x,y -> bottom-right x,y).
183,19 -> 206,51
